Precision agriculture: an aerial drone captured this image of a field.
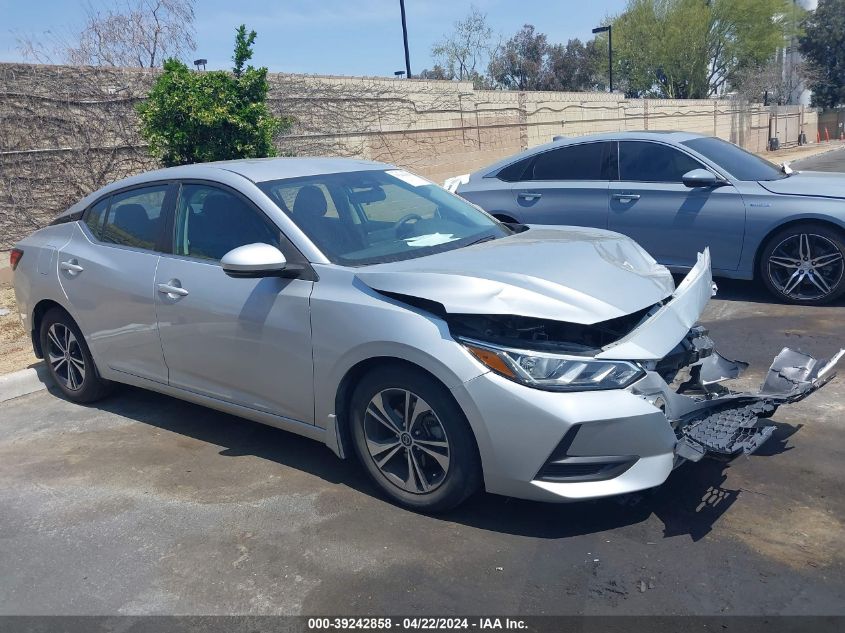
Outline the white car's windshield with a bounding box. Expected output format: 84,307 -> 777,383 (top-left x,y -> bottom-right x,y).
259,169 -> 511,265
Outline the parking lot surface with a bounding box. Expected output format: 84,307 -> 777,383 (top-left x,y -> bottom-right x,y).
1,150 -> 844,616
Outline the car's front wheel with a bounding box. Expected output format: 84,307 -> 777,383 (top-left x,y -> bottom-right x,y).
760,223 -> 845,305
350,365 -> 481,512
39,307 -> 112,403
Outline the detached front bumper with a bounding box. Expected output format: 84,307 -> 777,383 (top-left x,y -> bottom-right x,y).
454,249 -> 843,503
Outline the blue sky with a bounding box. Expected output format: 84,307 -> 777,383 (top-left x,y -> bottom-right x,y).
1,0 -> 628,76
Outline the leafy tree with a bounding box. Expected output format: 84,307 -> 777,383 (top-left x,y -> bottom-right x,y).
431,5 -> 494,87
543,39 -> 606,91
488,25 -> 548,90
612,0 -> 796,98
137,25 -> 291,166
800,0 -> 845,108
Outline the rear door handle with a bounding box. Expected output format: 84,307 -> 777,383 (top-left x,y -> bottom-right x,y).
612,193 -> 641,202
157,282 -> 189,297
518,192 -> 543,201
60,259 -> 84,274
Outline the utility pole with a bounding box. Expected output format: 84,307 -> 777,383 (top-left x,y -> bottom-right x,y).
592,25 -> 612,92
399,0 -> 412,78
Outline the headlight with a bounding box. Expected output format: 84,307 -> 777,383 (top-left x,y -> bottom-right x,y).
459,338 -> 645,392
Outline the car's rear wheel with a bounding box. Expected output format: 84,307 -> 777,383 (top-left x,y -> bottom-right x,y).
350,365 -> 481,512
759,223 -> 845,305
39,307 -> 112,402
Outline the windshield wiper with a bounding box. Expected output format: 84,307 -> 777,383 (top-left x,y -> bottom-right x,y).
464,235 -> 498,247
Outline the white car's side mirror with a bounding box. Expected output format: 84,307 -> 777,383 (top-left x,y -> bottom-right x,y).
221,243 -> 288,278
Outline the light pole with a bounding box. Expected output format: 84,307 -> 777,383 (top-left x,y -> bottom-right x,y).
399,0 -> 412,78
592,25 -> 612,92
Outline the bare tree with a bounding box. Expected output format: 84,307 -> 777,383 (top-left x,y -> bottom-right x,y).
731,56 -> 823,105
0,64 -> 156,248
18,0 -> 195,68
431,5 -> 493,85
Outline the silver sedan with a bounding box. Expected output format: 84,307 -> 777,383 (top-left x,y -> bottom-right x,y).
447,132 -> 845,305
11,158 -> 842,511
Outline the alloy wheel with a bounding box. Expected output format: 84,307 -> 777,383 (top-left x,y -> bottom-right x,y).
46,323 -> 86,391
362,388 -> 451,494
767,233 -> 844,301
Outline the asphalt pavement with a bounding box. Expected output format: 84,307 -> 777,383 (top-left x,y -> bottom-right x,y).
1,150 -> 844,616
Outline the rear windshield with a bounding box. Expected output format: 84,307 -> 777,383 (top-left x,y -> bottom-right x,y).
682,137 -> 787,181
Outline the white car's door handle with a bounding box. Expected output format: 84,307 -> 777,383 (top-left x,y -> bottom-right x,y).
60,260 -> 84,274
612,193 -> 641,202
157,283 -> 189,297
518,192 -> 543,201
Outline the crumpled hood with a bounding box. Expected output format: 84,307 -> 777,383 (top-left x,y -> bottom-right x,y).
758,171 -> 845,199
356,226 -> 675,324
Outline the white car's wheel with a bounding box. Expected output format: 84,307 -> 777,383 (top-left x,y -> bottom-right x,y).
350,365 -> 481,512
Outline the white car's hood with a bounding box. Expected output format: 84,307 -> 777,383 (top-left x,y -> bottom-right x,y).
758,171 -> 845,199
356,226 -> 676,325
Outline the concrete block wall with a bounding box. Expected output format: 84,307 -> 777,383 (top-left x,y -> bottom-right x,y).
0,62 -> 818,248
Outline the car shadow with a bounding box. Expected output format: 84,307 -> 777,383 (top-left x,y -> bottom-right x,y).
70,384 -> 802,544
674,275 -> 845,307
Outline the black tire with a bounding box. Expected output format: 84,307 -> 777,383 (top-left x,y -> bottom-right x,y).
350,364 -> 482,512
759,223 -> 845,305
39,307 -> 112,403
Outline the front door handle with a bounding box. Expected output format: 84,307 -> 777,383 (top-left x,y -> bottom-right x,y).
612,193 -> 641,202
518,192 -> 543,201
157,282 -> 189,298
60,259 -> 84,274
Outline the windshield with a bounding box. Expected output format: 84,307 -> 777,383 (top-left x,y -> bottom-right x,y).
681,136 -> 787,181
258,169 -> 510,265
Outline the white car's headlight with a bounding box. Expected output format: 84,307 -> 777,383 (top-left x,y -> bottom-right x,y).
459,338 -> 645,391
443,173 -> 470,193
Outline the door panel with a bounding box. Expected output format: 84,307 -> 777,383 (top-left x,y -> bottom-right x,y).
510,182 -> 610,228
57,186 -> 171,383
155,182 -> 315,423
58,225 -> 167,382
608,184 -> 745,270
609,141 -> 745,271
509,141 -> 612,228
155,258 -> 315,423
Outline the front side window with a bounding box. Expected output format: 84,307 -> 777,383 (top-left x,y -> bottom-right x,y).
173,184 -> 282,261
259,169 -> 510,266
101,185 -> 168,250
619,141 -> 703,183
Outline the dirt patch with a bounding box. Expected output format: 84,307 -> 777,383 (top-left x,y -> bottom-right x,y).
723,499 -> 844,570
0,283 -> 37,375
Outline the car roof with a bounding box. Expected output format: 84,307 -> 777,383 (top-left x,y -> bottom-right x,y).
55,157 -> 395,219
474,130 -> 709,176
127,156 -> 393,185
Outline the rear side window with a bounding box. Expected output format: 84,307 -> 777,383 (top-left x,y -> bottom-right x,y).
84,197 -> 110,238
619,141 -> 703,183
496,157 -> 534,182
101,185 -> 168,250
174,184 -> 282,261
530,142 -> 611,181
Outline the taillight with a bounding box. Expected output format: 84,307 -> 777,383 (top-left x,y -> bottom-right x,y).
9,248 -> 23,271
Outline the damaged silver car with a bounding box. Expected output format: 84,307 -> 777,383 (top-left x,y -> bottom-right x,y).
11,158 -> 843,511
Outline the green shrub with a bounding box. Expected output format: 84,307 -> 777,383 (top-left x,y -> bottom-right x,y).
137,25 -> 291,166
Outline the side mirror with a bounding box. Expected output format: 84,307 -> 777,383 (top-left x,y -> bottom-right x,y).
221,243 -> 288,278
682,169 -> 724,188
